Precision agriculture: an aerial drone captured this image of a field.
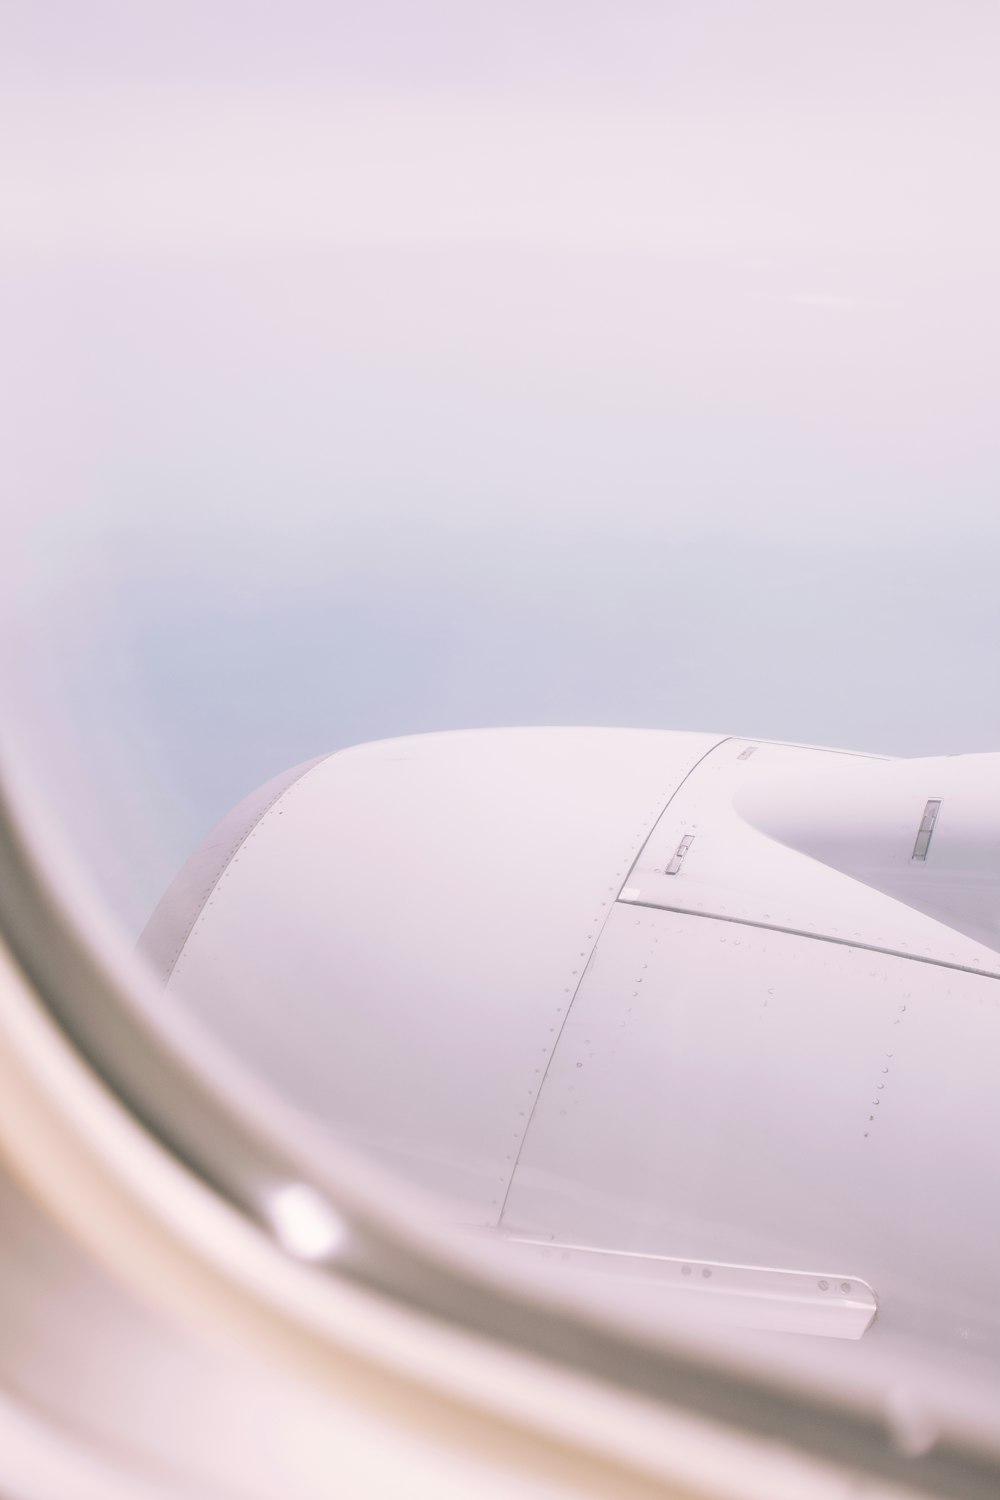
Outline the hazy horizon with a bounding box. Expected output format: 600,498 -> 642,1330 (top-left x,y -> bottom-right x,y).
3,5 -> 999,932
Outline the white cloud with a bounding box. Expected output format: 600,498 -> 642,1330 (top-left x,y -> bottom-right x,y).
2,82 -> 999,255
788,293 -> 860,310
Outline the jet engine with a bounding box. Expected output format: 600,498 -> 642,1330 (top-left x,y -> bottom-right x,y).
141,729 -> 1000,1357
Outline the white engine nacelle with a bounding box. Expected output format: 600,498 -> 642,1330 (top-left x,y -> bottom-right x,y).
141,729 -> 1000,1355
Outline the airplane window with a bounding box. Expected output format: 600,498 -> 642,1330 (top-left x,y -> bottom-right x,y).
2,6 -> 999,1497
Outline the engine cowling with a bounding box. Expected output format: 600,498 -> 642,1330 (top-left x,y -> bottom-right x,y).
140,729 -> 1000,1355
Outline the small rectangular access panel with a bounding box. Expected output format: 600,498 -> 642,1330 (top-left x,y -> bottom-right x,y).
666,834 -> 695,875
498,1237 -> 877,1339
911,799 -> 942,862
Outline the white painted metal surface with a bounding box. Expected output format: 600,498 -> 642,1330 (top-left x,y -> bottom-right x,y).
623,739 -> 1000,973
735,750 -> 1000,954
151,729 -> 722,1220
145,728 -> 1000,1359
502,904 -> 1000,1355
498,1238 -> 877,1340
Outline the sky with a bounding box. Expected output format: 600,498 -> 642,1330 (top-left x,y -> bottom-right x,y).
3,2 -> 1000,933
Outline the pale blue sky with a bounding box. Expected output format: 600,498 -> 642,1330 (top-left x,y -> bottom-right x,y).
3,4 -> 999,932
